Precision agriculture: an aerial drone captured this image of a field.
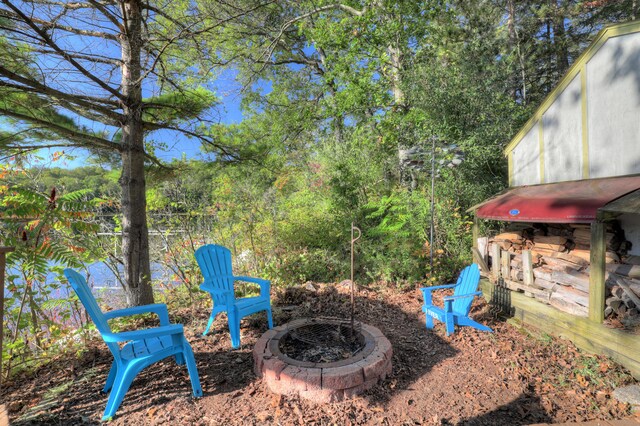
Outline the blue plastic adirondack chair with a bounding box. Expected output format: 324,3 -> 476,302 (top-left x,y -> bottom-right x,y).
420,264 -> 492,336
64,269 -> 203,421
195,244 -> 273,348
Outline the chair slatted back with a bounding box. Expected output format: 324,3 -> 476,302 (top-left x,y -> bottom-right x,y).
64,269 -> 120,356
452,264 -> 481,314
195,245 -> 235,303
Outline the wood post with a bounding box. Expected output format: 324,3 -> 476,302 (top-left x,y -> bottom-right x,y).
0,246 -> 15,389
589,220 -> 606,323
522,250 -> 534,286
491,243 -> 501,278
472,216 -> 479,249
501,250 -> 511,280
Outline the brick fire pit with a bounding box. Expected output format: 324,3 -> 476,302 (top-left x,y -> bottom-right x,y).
253,318 -> 392,403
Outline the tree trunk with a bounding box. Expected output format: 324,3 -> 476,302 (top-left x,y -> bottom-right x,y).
552,0 -> 569,78
507,0 -> 518,100
119,0 -> 154,306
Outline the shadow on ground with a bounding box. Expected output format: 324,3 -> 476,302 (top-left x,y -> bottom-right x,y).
2,282 -> 634,425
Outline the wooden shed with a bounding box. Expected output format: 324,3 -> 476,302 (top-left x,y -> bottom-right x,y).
471,21 -> 640,378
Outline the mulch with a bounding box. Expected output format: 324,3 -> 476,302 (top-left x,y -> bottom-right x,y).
1,282 -> 638,425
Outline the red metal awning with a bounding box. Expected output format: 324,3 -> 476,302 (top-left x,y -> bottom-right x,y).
474,176 -> 640,223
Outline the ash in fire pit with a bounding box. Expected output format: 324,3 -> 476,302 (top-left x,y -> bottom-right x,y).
279,321 -> 365,363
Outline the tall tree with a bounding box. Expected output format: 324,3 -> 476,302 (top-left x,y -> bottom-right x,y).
0,0 -> 263,305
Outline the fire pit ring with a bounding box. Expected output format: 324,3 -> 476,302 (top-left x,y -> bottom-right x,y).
253,318 -> 392,403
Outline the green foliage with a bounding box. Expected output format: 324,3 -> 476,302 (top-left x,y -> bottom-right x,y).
0,178 -> 103,379
143,88 -> 219,126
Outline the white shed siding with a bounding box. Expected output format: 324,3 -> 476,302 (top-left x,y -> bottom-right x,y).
512,123 -> 540,187
542,74 -> 583,184
586,32 -> 640,179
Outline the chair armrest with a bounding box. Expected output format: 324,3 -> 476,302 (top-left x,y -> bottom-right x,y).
443,291 -> 482,302
102,324 -> 184,343
104,304 -> 171,326
420,284 -> 457,293
234,276 -> 270,298
444,292 -> 482,312
420,284 -> 457,306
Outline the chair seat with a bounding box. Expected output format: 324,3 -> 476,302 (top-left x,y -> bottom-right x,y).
423,305 -> 464,318
121,335 -> 175,360
235,296 -> 268,310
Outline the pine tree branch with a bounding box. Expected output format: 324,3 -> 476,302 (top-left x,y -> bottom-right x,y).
0,67 -> 123,122
0,106 -> 121,152
86,0 -> 123,31
0,0 -> 124,100
29,48 -> 122,66
0,8 -> 119,40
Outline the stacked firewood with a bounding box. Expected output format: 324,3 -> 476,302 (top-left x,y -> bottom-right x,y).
604,262 -> 640,322
487,223 -> 638,322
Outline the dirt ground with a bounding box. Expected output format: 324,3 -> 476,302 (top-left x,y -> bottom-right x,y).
2,283 -> 638,425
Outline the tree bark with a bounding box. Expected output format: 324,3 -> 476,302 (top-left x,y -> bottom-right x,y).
552,0 -> 569,78
119,0 -> 154,306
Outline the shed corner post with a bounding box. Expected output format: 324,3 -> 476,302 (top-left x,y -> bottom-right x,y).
588,217 -> 606,323
472,215 -> 479,250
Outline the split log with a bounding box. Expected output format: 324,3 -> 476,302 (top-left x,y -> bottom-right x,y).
570,249 -> 619,263
611,275 -> 640,311
534,243 -> 566,252
605,297 -> 623,310
605,263 -> 640,279
550,270 -> 590,293
610,285 -> 626,299
494,232 -> 523,242
606,274 -> 640,297
532,267 -> 554,283
553,285 -> 589,307
541,257 -> 582,273
534,236 -> 568,245
532,248 -> 558,258
622,255 -> 640,266
549,294 -> 588,317
572,229 -> 616,244
533,277 -> 558,291
548,251 -> 590,267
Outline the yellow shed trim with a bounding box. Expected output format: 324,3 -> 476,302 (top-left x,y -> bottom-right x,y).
580,65 -> 590,179
503,20 -> 640,158
538,120 -> 545,183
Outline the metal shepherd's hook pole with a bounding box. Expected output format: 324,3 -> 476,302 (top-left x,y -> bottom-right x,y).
350,222 -> 361,331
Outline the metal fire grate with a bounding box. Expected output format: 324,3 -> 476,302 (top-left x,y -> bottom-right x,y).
279,319 -> 365,363
279,225 -> 365,364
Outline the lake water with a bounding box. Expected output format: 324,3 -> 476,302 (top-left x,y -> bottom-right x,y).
6,261 -> 180,309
